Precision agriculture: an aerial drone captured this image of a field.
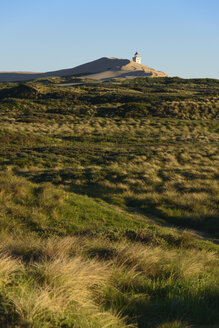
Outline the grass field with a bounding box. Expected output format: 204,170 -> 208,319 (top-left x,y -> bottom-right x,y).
0,77 -> 218,327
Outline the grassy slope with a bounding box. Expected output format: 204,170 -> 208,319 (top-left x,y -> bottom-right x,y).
0,117 -> 218,234
0,77 -> 218,327
0,172 -> 218,328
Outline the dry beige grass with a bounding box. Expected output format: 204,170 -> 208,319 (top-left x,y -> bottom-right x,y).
4,244 -> 128,327
0,253 -> 21,284
0,228 -> 218,327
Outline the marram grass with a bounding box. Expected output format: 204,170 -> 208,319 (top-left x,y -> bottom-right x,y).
0,77 -> 218,327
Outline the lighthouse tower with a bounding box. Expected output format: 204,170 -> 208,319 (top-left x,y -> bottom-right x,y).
132,51 -> 141,64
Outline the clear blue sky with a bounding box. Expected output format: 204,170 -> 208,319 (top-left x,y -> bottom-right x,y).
0,0 -> 218,78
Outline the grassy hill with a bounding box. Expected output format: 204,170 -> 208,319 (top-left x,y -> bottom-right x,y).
0,76 -> 218,119
0,77 -> 218,327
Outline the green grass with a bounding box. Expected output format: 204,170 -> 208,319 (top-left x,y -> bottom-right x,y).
0,117 -> 217,234
0,171 -> 218,327
0,77 -> 218,327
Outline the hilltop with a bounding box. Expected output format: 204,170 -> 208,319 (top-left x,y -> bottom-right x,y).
0,57 -> 167,82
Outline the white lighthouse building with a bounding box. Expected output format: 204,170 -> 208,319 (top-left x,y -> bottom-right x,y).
132,51 -> 141,64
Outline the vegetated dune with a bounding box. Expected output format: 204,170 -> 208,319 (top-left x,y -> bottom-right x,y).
0,57 -> 167,82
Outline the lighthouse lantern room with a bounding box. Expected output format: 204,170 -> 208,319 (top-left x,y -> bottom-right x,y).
132,51 -> 141,64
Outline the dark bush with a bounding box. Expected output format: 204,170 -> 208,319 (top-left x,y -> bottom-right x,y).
117,102 -> 151,117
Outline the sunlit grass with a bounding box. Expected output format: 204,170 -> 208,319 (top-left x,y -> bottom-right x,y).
0,77 -> 218,327
0,230 -> 218,327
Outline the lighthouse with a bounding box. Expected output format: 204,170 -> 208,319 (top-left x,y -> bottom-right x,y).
132,51 -> 141,64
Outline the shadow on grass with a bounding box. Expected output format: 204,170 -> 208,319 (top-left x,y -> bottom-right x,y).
104,286 -> 219,328
16,168 -> 120,200
17,168 -> 219,237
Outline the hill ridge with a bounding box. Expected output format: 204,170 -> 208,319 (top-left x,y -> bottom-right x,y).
0,57 -> 167,82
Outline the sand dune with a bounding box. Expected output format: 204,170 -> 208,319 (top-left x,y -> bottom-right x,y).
0,57 -> 167,82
